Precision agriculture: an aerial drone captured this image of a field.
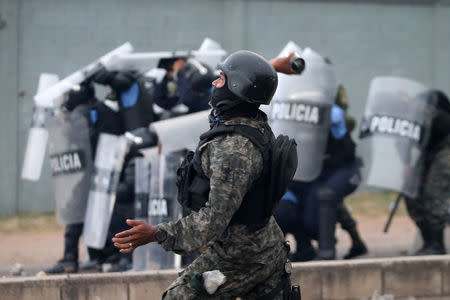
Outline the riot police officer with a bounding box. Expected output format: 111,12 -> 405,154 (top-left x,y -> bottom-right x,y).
113,51 -> 298,299
274,96 -> 366,261
44,82 -> 129,273
44,74 -> 156,274
153,57 -> 216,118
92,68 -> 157,130
43,83 -> 96,274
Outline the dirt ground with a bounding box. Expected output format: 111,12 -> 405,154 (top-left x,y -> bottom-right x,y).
3,214 -> 449,278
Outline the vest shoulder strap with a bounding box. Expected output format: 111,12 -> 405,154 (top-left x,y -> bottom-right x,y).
198,123 -> 271,154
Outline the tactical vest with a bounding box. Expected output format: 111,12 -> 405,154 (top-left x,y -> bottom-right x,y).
177,122 -> 275,232
119,75 -> 156,131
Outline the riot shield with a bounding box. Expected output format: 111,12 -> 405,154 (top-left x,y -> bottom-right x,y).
34,43 -> 133,108
46,108 -> 93,225
82,133 -> 130,249
269,43 -> 337,182
359,76 -> 433,198
106,38 -> 226,74
21,73 -> 59,181
148,152 -> 184,270
150,110 -> 210,153
132,156 -> 151,271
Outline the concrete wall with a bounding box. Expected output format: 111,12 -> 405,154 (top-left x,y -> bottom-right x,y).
1,0 -> 450,215
1,256 -> 450,300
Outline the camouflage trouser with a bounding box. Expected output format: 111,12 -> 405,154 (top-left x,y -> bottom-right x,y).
406,138 -> 450,228
161,242 -> 290,300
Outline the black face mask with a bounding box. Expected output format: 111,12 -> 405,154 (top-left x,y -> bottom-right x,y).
209,85 -> 260,122
210,85 -> 239,110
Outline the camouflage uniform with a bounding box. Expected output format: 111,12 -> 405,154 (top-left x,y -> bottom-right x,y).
404,100 -> 450,254
406,134 -> 450,228
157,116 -> 289,299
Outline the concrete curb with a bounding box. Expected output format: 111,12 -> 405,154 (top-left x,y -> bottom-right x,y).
1,256 -> 449,300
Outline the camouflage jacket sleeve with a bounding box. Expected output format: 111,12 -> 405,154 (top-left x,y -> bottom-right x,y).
157,133 -> 263,254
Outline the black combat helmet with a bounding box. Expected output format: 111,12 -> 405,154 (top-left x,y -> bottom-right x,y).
218,50 -> 278,105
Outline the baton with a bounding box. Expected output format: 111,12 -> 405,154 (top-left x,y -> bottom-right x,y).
383,193 -> 403,233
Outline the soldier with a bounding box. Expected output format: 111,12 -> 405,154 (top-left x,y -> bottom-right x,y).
113,50 -> 298,299
405,89 -> 450,255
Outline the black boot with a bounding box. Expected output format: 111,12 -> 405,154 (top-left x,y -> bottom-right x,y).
429,226 -> 446,254
291,231 -> 316,262
79,248 -> 104,272
338,205 -> 368,259
44,258 -> 78,274
44,224 -> 82,274
416,224 -> 446,255
292,243 -> 317,262
343,226 -> 368,259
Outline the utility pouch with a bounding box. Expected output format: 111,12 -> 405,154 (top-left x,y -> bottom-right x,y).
176,150 -> 195,208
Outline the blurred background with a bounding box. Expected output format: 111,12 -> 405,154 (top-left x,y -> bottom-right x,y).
1,0 -> 449,217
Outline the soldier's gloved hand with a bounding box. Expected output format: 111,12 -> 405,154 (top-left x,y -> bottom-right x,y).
63,82 -> 95,111
112,220 -> 157,253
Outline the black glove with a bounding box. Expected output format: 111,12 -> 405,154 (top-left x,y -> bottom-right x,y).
92,67 -> 117,85
129,127 -> 159,153
110,71 -> 136,92
63,82 -> 95,111
93,68 -> 136,92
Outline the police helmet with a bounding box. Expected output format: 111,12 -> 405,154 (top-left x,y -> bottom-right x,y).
184,59 -> 217,94
429,89 -> 450,114
218,50 -> 278,105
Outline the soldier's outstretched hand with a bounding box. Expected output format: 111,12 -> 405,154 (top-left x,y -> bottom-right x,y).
112,219 -> 157,253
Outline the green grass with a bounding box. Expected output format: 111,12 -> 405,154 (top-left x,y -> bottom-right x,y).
0,191 -> 407,233
0,213 -> 62,233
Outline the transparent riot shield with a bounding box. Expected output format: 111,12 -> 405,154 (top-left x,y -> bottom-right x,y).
148,152 -> 184,270
82,133 -> 130,249
106,38 -> 225,74
150,110 -> 210,153
269,43 -> 337,182
359,76 -> 433,198
21,73 -> 59,181
46,108 -> 93,225
132,156 -> 151,271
